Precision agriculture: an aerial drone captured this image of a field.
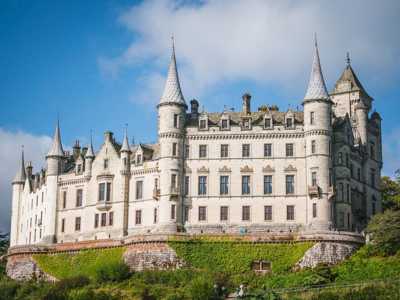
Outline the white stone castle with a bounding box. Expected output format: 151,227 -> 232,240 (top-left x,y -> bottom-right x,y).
10,39 -> 382,246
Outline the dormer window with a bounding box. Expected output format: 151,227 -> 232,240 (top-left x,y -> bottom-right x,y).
221,119 -> 229,130
199,118 -> 208,130
136,154 -> 142,165
264,117 -> 272,129
286,118 -> 293,128
242,118 -> 251,130
76,164 -> 82,174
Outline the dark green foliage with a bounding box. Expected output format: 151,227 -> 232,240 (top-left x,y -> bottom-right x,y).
56,275 -> 91,290
381,171 -> 400,211
366,209 -> 400,256
94,261 -> 130,283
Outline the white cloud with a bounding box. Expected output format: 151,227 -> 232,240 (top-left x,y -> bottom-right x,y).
100,0 -> 400,104
0,129 -> 52,233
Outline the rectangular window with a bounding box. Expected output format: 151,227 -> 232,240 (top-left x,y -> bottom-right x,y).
242,175 -> 251,195
310,112 -> 315,125
242,206 -> 250,221
101,213 -> 107,227
264,143 -> 272,157
220,206 -> 228,221
109,212 -> 114,226
184,176 -> 189,196
313,203 -> 317,218
370,169 -> 376,188
98,183 -> 105,201
106,183 -> 111,201
370,142 -> 375,159
347,184 -> 350,202
76,189 -> 83,207
198,206 -> 207,221
242,118 -> 251,130
221,119 -> 228,129
171,174 -> 177,190
198,176 -> 207,195
286,143 -> 294,157
286,118 -> 293,128
173,114 -> 179,128
61,218 -> 65,233
154,208 -> 158,223
357,168 -> 361,181
94,214 -> 99,228
311,172 -> 317,186
75,217 -> 81,231
103,159 -> 109,170
311,140 -> 316,154
242,144 -> 250,157
199,119 -> 207,129
136,154 -> 142,164
264,206 -> 272,221
264,175 -> 273,194
329,169 -> 333,187
199,145 -> 207,158
286,175 -> 295,194
135,210 -> 142,225
171,204 -> 176,220
136,181 -> 143,199
185,145 -> 190,158
62,191 -> 67,209
184,206 -> 189,222
220,144 -> 229,158
172,143 -> 177,156
220,176 -> 229,195
286,205 -> 295,220
264,118 -> 271,128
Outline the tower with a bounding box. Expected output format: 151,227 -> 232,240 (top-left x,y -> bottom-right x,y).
302,38 -> 333,230
43,121 -> 64,244
120,127 -> 131,236
84,133 -> 95,179
10,148 -> 26,246
156,38 -> 187,233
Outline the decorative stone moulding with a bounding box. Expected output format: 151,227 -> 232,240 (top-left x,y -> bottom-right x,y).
96,174 -> 115,181
308,185 -> 320,198
218,166 -> 231,173
197,166 -> 209,173
240,165 -> 254,173
284,165 -> 297,172
262,165 -> 275,173
96,201 -> 112,211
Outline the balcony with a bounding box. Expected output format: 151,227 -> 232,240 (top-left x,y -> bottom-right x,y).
308,185 -> 320,198
153,188 -> 160,200
96,200 -> 112,211
170,186 -> 179,196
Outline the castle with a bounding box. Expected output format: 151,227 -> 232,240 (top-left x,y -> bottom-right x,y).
10,40 -> 382,246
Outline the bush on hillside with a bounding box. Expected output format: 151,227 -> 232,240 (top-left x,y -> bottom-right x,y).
94,261 -> 130,283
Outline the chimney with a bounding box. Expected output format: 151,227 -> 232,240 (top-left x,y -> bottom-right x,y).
73,140 -> 81,158
26,161 -> 33,178
242,93 -> 251,115
104,131 -> 113,143
190,99 -> 199,118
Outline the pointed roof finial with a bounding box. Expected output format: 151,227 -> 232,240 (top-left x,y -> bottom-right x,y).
85,129 -> 95,158
158,36 -> 186,107
121,123 -> 131,152
304,35 -> 329,101
47,120 -> 64,157
13,145 -> 26,183
346,52 -> 351,66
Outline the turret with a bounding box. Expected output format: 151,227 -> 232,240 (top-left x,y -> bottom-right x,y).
355,101 -> 368,145
156,38 -> 187,233
302,38 -> 333,230
84,133 -> 95,178
10,148 -> 26,246
120,127 -> 131,171
120,127 -> 131,236
46,121 -> 64,176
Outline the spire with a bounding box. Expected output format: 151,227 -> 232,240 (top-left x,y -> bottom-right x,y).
304,36 -> 329,101
13,146 -> 26,184
121,124 -> 131,152
346,52 -> 351,66
159,37 -> 186,106
85,130 -> 95,158
47,120 -> 64,157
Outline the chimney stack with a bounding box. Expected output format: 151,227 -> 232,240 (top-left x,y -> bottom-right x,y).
242,93 -> 251,115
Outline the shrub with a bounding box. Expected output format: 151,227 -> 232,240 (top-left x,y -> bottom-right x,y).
187,275 -> 218,300
94,261 -> 130,283
68,288 -> 118,300
56,275 -> 90,290
0,279 -> 20,300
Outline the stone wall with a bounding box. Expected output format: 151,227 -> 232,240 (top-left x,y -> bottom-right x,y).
6,254 -> 57,281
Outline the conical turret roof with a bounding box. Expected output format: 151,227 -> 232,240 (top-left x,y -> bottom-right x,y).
304,39 -> 329,101
121,127 -> 131,152
85,133 -> 95,158
47,121 -> 64,157
159,38 -> 186,107
13,147 -> 26,184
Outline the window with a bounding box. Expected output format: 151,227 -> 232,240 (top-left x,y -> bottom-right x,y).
109,212 -> 114,226
286,143 -> 294,157
171,204 -> 176,220
220,176 -> 229,195
184,206 -> 189,222
329,169 -> 333,187
242,144 -> 250,157
173,114 -> 179,128
136,154 -> 142,164
370,169 -> 376,188
199,119 -> 207,129
346,153 -> 349,167
198,176 -> 207,195
184,145 -> 190,158
339,183 -> 344,201
199,145 -> 207,158
136,181 -> 143,199
61,218 -> 65,233
103,159 -> 109,169
286,175 -> 295,194
347,184 -> 350,202
154,208 -> 158,223
220,206 -> 228,221
286,118 -> 293,128
135,210 -> 142,225
311,140 -> 316,154
221,119 -> 228,129
338,152 -> 343,165
264,206 -> 272,221
101,213 -> 107,227
77,164 -> 82,173
286,205 -> 295,220
264,175 -> 273,194
242,118 -> 251,130
198,206 -> 207,221
264,144 -> 272,157
264,118 -> 272,128
184,176 -> 189,196
242,206 -> 250,221
221,144 -> 229,158
172,143 -> 177,156
311,172 -> 317,186
75,217 -> 81,231
76,189 -> 83,207
350,164 -> 354,177
171,174 -> 177,190
357,168 -> 361,181
123,157 -> 127,166
98,183 -> 111,202
313,203 -> 317,218
242,176 -> 251,195
370,142 -> 375,159
94,214 -> 99,228
62,191 -> 67,209
310,112 -> 315,125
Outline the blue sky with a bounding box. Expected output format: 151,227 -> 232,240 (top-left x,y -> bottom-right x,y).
1,0 -> 400,231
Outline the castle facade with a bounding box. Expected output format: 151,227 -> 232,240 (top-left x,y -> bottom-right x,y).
10,41 -> 382,246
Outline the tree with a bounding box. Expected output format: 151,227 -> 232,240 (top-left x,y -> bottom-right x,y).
381,170 -> 400,211
366,209 -> 400,256
0,233 -> 9,256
